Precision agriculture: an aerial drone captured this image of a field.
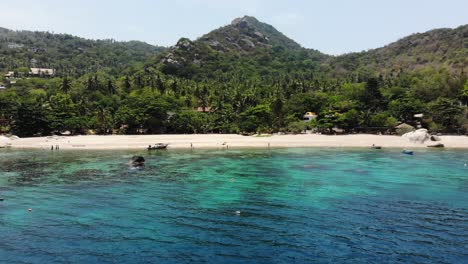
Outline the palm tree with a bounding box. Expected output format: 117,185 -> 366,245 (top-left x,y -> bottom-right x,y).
60,76 -> 71,94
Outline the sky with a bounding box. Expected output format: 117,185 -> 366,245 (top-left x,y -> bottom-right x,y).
0,0 -> 466,55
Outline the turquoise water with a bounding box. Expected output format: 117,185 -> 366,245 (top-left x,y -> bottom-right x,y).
0,148 -> 467,263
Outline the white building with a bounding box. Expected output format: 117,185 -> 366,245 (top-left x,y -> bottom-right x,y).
4,71 -> 14,78
7,43 -> 24,49
30,68 -> 55,77
303,112 -> 318,122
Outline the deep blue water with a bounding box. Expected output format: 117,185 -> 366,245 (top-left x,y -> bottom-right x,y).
0,148 -> 467,263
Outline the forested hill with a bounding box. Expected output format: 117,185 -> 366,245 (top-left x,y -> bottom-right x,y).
157,16 -> 328,80
0,27 -> 166,76
156,17 -> 466,80
330,25 -> 467,77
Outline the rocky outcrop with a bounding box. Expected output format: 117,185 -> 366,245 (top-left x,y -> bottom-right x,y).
161,53 -> 181,67
160,38 -> 195,67
208,40 -> 223,51
231,17 -> 250,29
402,129 -> 430,144
175,38 -> 193,51
240,38 -> 255,49
395,123 -> 415,135
253,31 -> 264,39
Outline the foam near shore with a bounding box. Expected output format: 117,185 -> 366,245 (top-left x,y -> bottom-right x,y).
6,134 -> 468,150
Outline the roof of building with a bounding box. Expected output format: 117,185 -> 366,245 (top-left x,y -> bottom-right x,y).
395,123 -> 414,129
195,107 -> 212,112
4,71 -> 14,77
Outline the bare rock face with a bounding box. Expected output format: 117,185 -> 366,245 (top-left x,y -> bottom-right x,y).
254,31 -> 264,38
240,38 -> 255,49
231,17 -> 250,29
160,53 -> 181,67
402,129 -> 431,144
176,38 -> 193,51
208,40 -> 224,51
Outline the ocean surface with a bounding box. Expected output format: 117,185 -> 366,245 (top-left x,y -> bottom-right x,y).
0,148 -> 467,263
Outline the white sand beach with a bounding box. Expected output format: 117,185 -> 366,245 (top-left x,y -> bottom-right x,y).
6,134 -> 468,150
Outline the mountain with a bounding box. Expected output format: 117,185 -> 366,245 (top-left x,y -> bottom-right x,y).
330,25 -> 467,76
158,16 -> 327,80
2,17 -> 465,80
199,16 -> 302,52
157,16 -> 466,80
0,27 -> 166,76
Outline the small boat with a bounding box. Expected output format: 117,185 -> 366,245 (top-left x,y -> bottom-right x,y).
147,143 -> 168,150
371,144 -> 382,149
402,150 -> 414,155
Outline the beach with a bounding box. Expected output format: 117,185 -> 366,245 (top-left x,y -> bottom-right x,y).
5,134 -> 468,149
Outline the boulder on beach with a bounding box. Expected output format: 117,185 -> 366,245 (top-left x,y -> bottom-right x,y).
402,128 -> 430,144
430,135 -> 441,141
129,156 -> 145,167
395,123 -> 415,135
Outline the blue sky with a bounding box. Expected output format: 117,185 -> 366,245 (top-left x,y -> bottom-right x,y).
0,0 -> 466,55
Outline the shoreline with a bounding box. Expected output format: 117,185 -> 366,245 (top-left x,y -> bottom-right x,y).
3,134 -> 468,150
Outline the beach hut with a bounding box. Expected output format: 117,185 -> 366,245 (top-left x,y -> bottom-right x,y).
303,112 -> 317,122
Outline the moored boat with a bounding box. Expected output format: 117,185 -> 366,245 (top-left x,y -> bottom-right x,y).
147,143 -> 168,150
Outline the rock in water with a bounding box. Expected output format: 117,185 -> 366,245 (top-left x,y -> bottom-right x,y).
402,129 -> 430,144
130,156 -> 145,167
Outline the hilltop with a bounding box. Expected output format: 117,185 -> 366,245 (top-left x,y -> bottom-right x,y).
199,16 -> 302,52
158,16 -> 326,79
0,27 -> 166,76
330,25 -> 467,76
